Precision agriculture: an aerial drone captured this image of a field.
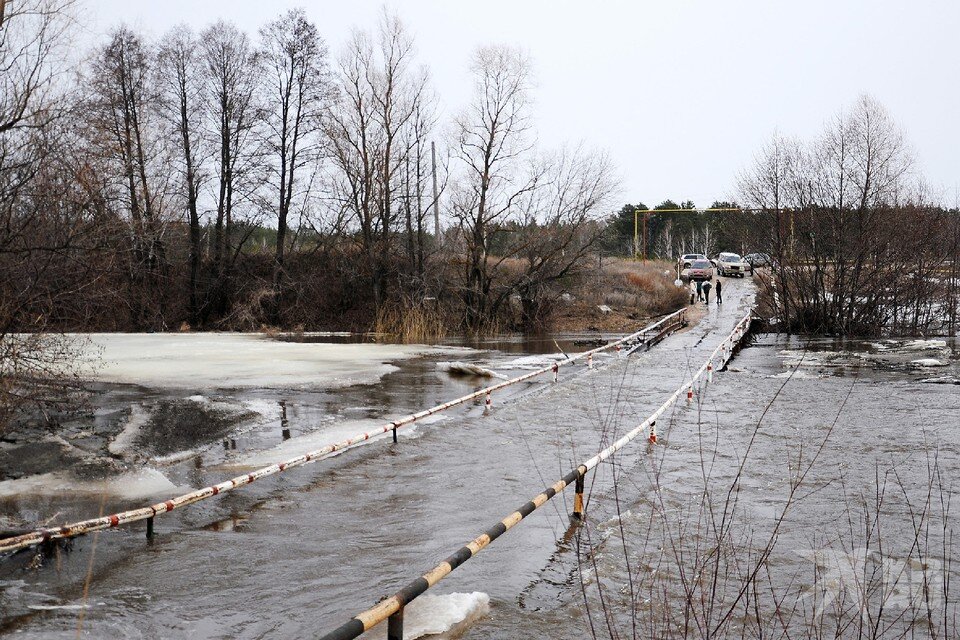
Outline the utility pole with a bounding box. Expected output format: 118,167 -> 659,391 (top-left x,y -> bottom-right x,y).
642,212 -> 648,262
431,141 -> 440,240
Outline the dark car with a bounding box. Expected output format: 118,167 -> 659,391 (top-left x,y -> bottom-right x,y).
744,252 -> 771,267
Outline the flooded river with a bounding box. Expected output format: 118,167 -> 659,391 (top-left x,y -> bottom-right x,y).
1,277 -> 958,638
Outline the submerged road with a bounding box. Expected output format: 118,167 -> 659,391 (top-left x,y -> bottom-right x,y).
2,279 -> 756,639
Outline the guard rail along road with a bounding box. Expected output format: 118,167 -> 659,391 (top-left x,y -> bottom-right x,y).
320,309 -> 753,640
0,308 -> 691,555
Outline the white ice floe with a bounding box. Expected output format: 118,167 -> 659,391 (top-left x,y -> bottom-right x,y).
239,398 -> 285,420
770,370 -> 828,380
0,468 -> 180,500
226,413 -> 445,469
902,339 -> 948,352
151,449 -> 202,465
80,333 -> 461,390
910,358 -> 948,367
496,354 -> 564,370
228,418 -> 383,468
107,405 -> 151,456
920,376 -> 960,385
438,361 -> 508,379
361,592 -> 489,640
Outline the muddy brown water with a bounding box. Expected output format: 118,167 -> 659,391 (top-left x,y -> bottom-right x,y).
1,277 -> 958,638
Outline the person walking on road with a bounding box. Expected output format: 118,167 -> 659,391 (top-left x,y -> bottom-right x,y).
716,279 -> 723,304
695,279 -> 703,302
702,279 -> 712,304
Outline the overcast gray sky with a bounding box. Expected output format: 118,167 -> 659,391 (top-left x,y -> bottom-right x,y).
84,0 -> 960,208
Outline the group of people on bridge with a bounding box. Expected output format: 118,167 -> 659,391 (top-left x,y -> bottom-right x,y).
693,278 -> 722,305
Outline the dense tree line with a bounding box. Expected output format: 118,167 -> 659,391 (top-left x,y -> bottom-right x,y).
0,2 -> 618,346
599,200 -> 753,260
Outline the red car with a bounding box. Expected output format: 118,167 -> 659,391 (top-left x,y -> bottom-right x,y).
681,259 -> 714,282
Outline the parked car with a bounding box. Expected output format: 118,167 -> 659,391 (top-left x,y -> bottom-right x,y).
716,252 -> 749,278
678,253 -> 707,269
744,252 -> 771,269
681,259 -> 714,282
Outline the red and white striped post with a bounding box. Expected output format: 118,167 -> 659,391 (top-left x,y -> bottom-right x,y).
648,420 -> 657,444
687,386 -> 693,403
552,362 -> 559,383
587,353 -> 593,370
707,362 -> 713,383
485,391 -> 492,412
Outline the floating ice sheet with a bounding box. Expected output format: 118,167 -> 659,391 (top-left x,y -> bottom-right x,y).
0,468 -> 181,501
79,333 -> 462,390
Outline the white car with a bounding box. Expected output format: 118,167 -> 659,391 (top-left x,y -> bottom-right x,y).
678,253 -> 707,269
716,252 -> 749,278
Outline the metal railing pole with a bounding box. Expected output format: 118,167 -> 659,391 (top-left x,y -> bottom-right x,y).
387,608 -> 403,640
572,472 -> 586,520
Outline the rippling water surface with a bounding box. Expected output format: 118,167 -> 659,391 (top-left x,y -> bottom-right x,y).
2,278 -> 957,639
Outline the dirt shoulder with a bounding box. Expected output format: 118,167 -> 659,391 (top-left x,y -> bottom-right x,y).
551,258 -> 693,333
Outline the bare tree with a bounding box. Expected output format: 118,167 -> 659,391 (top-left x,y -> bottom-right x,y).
326,12 -> 431,307
737,96 -> 953,336
0,0 -> 101,431
157,25 -> 205,326
200,20 -> 262,320
400,90 -> 438,281
0,0 -> 74,133
259,8 -> 329,320
452,45 -> 537,330
498,146 -> 618,330
86,26 -> 175,328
